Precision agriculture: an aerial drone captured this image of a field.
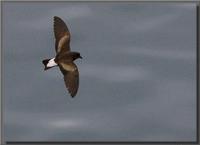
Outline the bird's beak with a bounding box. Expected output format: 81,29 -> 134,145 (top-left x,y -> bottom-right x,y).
79,56 -> 83,59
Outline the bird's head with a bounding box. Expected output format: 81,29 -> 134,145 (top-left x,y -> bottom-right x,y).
71,52 -> 82,60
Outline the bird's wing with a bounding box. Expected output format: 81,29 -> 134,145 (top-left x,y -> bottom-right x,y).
59,62 -> 79,97
54,16 -> 71,54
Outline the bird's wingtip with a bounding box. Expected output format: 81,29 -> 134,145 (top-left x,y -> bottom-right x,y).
54,16 -> 61,20
71,95 -> 75,98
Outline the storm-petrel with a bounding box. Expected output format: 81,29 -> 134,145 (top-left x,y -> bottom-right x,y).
42,16 -> 82,97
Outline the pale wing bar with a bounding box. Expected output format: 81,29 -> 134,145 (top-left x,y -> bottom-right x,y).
54,16 -> 71,53
59,62 -> 79,97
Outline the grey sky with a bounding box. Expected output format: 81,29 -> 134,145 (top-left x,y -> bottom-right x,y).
2,2 -> 197,142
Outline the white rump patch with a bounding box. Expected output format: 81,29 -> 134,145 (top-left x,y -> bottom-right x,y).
47,58 -> 57,67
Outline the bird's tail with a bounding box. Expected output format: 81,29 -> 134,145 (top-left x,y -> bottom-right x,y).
42,58 -> 57,70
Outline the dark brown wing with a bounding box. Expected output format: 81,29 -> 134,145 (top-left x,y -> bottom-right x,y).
54,16 -> 71,54
59,62 -> 79,98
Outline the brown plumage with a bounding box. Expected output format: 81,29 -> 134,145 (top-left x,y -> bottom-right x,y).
42,16 -> 82,97
54,16 -> 70,53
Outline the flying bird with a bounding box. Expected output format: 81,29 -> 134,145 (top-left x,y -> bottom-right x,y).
42,16 -> 82,97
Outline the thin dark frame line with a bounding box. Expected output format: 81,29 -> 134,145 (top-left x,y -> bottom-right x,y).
196,2 -> 199,145
1,0 -> 200,3
1,1 -> 199,144
1,1 -> 3,144
5,141 -> 199,144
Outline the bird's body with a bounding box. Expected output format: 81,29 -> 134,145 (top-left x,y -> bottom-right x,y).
42,16 -> 82,97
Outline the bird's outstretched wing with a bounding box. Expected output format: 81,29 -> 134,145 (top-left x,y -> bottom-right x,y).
59,62 -> 79,97
54,16 -> 71,54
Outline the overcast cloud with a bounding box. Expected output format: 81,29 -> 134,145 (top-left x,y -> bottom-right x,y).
2,2 -> 197,142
